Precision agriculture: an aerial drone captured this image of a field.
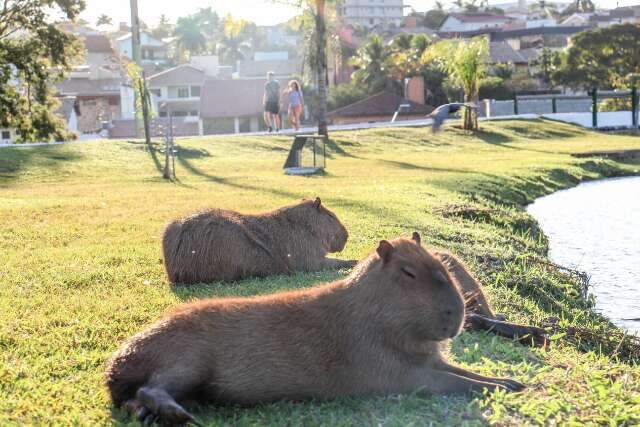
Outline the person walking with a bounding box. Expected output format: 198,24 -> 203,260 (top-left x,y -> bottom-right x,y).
285,80 -> 304,132
263,71 -> 281,132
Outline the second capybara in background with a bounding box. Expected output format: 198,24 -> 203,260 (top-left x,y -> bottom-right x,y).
162,198 -> 357,284
106,233 -> 524,425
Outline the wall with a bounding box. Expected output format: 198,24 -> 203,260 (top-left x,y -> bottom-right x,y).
0,128 -> 17,143
484,98 -> 593,117
77,97 -> 120,133
330,114 -> 426,125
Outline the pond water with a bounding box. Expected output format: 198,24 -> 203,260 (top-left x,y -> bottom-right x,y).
527,176 -> 640,336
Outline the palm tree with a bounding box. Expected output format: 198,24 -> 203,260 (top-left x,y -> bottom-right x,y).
574,0 -> 595,13
351,34 -> 388,93
423,37 -> 489,131
96,14 -> 112,28
216,16 -> 252,71
174,15 -> 207,59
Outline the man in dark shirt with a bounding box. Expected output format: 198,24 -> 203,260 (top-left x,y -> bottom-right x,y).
263,71 -> 281,132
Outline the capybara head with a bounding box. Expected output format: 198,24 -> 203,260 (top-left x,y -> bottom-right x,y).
363,232 -> 466,341
296,197 -> 349,253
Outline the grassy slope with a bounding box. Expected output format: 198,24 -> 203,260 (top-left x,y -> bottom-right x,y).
0,119 -> 639,426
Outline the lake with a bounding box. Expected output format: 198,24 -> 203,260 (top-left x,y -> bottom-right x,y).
527,176 -> 640,335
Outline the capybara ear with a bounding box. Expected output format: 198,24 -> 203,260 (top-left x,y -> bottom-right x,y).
313,197 -> 322,209
411,232 -> 421,245
377,240 -> 394,263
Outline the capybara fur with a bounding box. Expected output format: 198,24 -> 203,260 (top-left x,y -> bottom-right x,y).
106,233 -> 524,425
162,198 -> 356,284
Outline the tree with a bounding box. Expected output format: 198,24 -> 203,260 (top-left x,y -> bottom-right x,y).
424,37 -> 489,131
552,24 -> 640,90
351,34 -> 388,93
174,15 -> 207,59
0,0 -> 84,142
530,47 -> 561,86
152,14 -> 173,40
216,16 -> 252,71
96,14 -> 112,28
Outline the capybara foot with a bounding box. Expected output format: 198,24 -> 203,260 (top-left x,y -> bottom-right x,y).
135,387 -> 197,426
493,378 -> 526,392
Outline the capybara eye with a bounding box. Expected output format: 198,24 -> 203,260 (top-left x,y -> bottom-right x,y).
401,267 -> 416,279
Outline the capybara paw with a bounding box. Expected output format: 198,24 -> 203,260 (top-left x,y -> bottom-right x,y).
134,402 -> 195,426
497,378 -> 526,392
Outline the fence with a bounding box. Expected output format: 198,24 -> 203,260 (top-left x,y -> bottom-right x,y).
484,88 -> 640,129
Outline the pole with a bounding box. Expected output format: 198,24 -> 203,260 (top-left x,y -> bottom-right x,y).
163,108 -> 172,180
552,97 -> 557,114
591,88 -> 598,129
513,92 -> 518,115
631,86 -> 638,128
130,0 -> 143,138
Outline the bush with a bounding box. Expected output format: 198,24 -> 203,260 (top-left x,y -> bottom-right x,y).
599,97 -> 634,112
327,83 -> 370,111
479,76 -> 512,100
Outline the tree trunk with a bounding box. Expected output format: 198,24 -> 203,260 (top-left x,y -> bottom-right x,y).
315,0 -> 328,136
462,91 -> 479,131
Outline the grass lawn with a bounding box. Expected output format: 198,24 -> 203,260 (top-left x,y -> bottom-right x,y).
1,119 -> 639,426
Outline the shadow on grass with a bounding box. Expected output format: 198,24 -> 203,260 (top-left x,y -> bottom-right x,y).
0,145 -> 83,186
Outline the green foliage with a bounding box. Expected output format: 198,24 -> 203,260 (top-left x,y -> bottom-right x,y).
327,82 -> 370,111
598,97 -> 634,112
1,120 -> 640,424
350,34 -> 388,93
424,36 -> 490,129
0,0 -> 84,142
552,24 -> 640,90
479,76 -> 512,100
423,9 -> 447,29
216,16 -> 253,71
530,47 -> 562,86
95,14 -> 112,28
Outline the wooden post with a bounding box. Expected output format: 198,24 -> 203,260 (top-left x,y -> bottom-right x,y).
632,86 -> 638,128
552,97 -> 557,114
591,88 -> 598,128
513,92 -> 518,115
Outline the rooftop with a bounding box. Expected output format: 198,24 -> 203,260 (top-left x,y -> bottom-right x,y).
328,91 -> 433,118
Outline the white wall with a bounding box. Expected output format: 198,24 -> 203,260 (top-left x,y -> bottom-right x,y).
0,128 -> 17,143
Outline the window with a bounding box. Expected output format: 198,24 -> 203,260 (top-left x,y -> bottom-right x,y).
1,131 -> 10,140
189,111 -> 199,116
190,86 -> 201,97
150,89 -> 161,98
159,111 -> 167,117
173,111 -> 188,117
177,87 -> 189,98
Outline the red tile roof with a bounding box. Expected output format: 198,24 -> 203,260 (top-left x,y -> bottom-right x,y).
328,91 -> 433,118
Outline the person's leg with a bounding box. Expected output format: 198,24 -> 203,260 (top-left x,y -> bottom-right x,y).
274,110 -> 281,131
263,111 -> 272,132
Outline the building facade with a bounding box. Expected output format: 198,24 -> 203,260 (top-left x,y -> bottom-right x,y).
338,0 -> 404,28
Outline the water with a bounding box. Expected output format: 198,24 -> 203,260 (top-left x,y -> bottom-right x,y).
527,177 -> 640,335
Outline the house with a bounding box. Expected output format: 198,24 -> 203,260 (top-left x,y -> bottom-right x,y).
57,77 -> 122,134
338,0 -> 405,29
116,31 -> 168,65
199,79 -> 269,135
489,26 -> 590,50
439,13 -> 513,33
561,13 -> 594,27
260,25 -> 299,48
146,56 -> 222,120
0,128 -> 17,144
327,91 -> 433,125
82,34 -> 117,68
588,7 -> 640,28
237,52 -> 300,80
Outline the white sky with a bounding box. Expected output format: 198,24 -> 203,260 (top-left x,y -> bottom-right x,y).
79,1 -> 640,27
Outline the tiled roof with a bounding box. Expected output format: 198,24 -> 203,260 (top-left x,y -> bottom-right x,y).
57,78 -> 122,96
328,91 -> 433,118
83,35 -> 113,53
489,41 -> 527,64
448,13 -> 512,23
147,65 -> 206,87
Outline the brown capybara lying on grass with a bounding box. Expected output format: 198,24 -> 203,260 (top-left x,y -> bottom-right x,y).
162,197 -> 356,284
433,248 -> 548,347
106,233 -> 524,425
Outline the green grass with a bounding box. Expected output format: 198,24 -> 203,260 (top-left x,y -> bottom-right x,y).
1,119 -> 639,426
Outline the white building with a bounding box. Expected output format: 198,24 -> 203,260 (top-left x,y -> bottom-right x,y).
338,0 -> 405,28
0,128 -> 17,144
116,31 -> 168,64
439,13 -> 513,33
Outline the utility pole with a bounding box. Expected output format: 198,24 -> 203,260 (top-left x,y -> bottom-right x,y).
130,0 -> 151,145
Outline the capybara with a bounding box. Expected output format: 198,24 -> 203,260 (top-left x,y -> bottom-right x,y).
432,246 -> 548,347
162,197 -> 356,284
106,233 -> 524,425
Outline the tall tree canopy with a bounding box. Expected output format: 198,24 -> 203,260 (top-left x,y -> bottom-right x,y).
552,24 -> 640,90
424,36 -> 489,130
0,0 -> 84,142
216,16 -> 252,70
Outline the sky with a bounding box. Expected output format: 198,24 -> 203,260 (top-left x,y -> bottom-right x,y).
79,1 -> 640,28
